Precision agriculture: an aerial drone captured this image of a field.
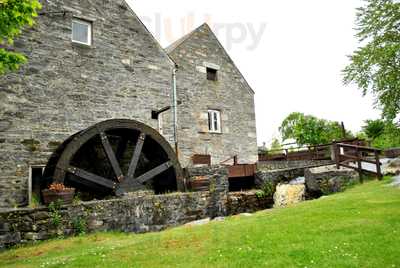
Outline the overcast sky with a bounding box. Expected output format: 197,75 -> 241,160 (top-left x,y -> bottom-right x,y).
126,0 -> 381,146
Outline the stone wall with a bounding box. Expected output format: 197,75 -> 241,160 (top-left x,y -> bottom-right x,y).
167,24 -> 258,167
256,165 -> 360,203
305,165 -> 359,197
0,2 -> 260,209
0,192 -> 210,249
258,160 -> 334,171
185,166 -> 229,217
0,190 -> 270,249
255,167 -> 305,187
226,191 -> 272,215
0,0 -> 174,208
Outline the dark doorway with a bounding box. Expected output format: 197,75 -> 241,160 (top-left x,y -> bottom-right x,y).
30,166 -> 46,204
228,176 -> 255,192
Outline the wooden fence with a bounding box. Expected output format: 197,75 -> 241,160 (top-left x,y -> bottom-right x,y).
259,139 -> 365,162
334,143 -> 382,181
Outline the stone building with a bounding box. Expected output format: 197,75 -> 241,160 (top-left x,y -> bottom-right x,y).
166,24 -> 258,167
0,0 -> 257,208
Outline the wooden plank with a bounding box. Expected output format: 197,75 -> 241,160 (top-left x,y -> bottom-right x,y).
67,166 -> 117,189
375,150 -> 382,180
339,154 -> 380,165
337,143 -> 382,152
334,143 -> 340,169
228,164 -> 256,178
99,131 -> 124,182
193,154 -> 211,165
339,163 -> 380,176
357,149 -> 363,183
136,161 -> 172,183
339,163 -> 359,171
127,133 -> 146,180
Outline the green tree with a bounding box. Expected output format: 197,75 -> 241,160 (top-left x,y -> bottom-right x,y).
268,138 -> 283,154
362,119 -> 386,139
279,112 -> 350,146
343,0 -> 400,120
360,119 -> 400,149
0,0 -> 41,74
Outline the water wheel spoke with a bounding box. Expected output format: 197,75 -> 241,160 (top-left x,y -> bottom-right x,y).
127,133 -> 146,180
99,130 -> 124,182
136,161 -> 173,184
67,166 -> 117,190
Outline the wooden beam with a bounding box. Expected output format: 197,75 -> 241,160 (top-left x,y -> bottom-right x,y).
67,166 -> 117,190
340,153 -> 380,165
99,130 -> 124,182
337,143 -> 382,152
375,150 -> 383,180
127,133 -> 146,180
136,161 -> 172,184
357,149 -> 363,183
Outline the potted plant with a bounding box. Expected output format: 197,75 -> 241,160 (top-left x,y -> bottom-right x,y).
42,183 -> 75,205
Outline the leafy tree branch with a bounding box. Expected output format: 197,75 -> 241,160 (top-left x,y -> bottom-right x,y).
0,0 -> 41,74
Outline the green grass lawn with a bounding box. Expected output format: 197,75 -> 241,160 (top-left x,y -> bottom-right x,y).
1,178 -> 400,268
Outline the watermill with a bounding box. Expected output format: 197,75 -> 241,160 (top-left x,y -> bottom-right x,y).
43,119 -> 184,199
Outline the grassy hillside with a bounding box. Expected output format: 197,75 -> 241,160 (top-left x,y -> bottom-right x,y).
1,178 -> 399,268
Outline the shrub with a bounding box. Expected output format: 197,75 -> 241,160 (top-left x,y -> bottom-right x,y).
256,181 -> 276,198
48,199 -> 63,228
72,216 -> 87,235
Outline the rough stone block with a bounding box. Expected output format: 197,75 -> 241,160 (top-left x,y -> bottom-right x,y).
305,165 -> 359,196
273,184 -> 305,208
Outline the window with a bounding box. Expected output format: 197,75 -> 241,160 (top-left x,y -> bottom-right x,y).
206,67 -> 218,81
208,110 -> 221,133
72,19 -> 92,45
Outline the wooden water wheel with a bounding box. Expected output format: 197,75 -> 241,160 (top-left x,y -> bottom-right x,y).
45,119 -> 184,198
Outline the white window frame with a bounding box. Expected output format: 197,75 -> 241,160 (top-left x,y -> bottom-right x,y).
72,18 -> 92,46
208,110 -> 222,133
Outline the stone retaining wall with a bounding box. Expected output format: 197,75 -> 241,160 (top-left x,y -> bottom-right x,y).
0,189 -> 270,249
305,165 -> 359,197
227,191 -> 272,215
255,167 -> 305,186
0,192 -> 208,249
258,160 -> 334,171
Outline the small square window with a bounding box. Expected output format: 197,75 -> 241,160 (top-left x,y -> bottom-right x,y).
206,67 -> 218,81
72,19 -> 92,46
208,110 -> 221,133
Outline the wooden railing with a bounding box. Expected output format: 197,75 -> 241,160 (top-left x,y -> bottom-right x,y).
334,143 -> 382,182
259,139 -> 365,162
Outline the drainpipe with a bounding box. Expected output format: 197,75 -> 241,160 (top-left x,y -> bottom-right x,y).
172,64 -> 179,156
